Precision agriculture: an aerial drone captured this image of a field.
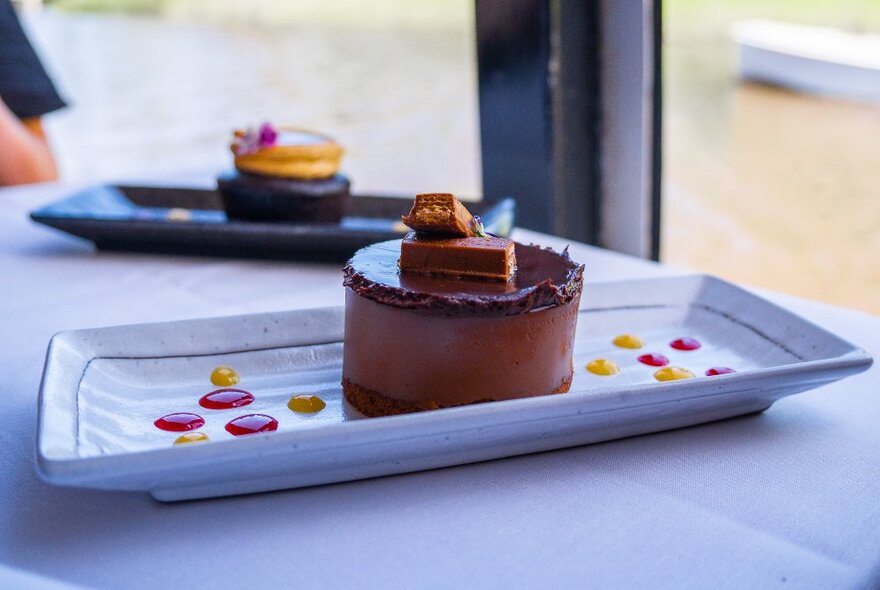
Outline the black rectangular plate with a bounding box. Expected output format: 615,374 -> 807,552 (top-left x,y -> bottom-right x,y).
30,185 -> 516,262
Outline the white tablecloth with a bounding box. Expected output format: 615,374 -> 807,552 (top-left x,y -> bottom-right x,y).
2,182 -> 879,589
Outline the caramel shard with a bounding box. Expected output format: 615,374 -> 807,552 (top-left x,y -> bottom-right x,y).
401,193 -> 477,237
400,232 -> 516,281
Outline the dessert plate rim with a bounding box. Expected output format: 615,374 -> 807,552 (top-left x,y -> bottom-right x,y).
34,274 -> 873,500
27,183 -> 516,262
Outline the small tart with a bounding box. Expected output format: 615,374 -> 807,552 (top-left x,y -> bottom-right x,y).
232,128 -> 344,180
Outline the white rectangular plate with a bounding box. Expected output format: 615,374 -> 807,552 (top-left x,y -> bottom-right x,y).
37,275 -> 872,501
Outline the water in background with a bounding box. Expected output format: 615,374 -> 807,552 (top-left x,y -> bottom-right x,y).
23,2 -> 481,196
663,1 -> 880,314
18,1 -> 880,313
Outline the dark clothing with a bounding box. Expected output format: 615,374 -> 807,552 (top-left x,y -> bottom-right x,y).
0,0 -> 65,119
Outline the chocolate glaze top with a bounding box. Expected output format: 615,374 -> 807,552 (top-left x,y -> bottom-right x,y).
343,239 -> 584,317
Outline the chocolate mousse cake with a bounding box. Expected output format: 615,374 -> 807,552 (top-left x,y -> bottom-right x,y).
341,193 -> 584,417
217,124 -> 350,222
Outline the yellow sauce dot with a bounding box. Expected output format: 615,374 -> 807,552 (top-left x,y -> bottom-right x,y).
287,394 -> 326,414
174,432 -> 210,445
211,366 -> 240,387
654,366 -> 695,381
613,334 -> 645,349
166,208 -> 193,222
586,358 -> 620,376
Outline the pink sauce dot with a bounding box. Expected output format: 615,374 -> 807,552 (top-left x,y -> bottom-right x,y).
706,366 -> 736,376
637,353 -> 670,367
154,412 -> 205,432
199,388 -> 255,410
225,414 -> 278,436
670,337 -> 702,351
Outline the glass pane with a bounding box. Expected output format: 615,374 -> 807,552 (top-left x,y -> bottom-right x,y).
23,0 -> 481,196
663,1 -> 880,313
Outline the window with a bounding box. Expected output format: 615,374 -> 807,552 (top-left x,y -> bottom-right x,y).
25,1 -> 481,196
663,0 -> 880,313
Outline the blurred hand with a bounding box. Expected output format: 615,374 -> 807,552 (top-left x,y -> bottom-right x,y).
0,96 -> 58,185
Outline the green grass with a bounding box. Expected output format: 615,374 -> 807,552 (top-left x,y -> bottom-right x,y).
665,0 -> 880,36
44,0 -> 470,29
47,0 -> 166,14
46,0 -> 880,32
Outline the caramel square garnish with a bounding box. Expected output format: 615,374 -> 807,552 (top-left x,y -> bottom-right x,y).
400,232 -> 516,281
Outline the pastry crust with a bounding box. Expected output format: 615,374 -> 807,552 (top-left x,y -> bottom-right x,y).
232,127 -> 344,179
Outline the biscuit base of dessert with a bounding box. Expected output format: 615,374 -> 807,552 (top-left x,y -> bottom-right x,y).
341,288 -> 580,417
342,375 -> 573,417
217,170 -> 349,223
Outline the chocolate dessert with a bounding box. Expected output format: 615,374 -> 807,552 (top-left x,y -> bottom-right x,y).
217,124 -> 350,222
217,172 -> 349,223
341,193 -> 584,417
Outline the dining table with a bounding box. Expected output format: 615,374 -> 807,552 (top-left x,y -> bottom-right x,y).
2,179 -> 879,590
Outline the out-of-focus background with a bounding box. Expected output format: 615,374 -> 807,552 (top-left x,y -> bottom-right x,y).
662,0 -> 880,315
19,0 -> 482,196
14,0 -> 880,313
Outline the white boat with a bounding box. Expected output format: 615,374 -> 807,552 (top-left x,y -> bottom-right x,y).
731,19 -> 880,102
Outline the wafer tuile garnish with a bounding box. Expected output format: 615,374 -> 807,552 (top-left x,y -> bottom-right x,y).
401,192 -> 479,237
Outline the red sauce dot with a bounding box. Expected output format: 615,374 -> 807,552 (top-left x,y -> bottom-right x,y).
706,366 -> 736,376
225,414 -> 278,436
638,353 -> 670,367
670,337 -> 702,351
199,388 -> 255,410
154,412 -> 205,432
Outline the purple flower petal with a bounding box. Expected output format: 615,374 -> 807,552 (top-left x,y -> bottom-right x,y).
258,122 -> 278,147
232,123 -> 278,156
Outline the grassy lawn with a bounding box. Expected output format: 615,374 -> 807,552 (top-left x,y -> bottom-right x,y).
47,0 -> 166,13
46,0 -> 469,29
667,0 -> 880,34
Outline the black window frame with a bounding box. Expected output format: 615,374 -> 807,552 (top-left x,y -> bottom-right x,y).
475,0 -> 662,260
